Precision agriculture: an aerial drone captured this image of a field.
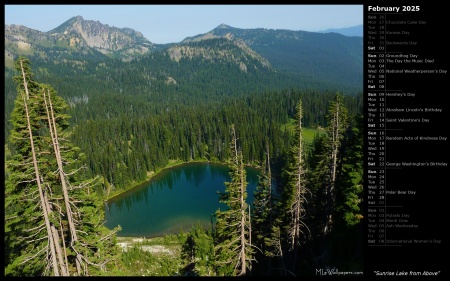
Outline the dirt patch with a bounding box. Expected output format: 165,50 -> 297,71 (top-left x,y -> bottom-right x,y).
141,245 -> 173,255
116,238 -> 174,256
17,41 -> 31,50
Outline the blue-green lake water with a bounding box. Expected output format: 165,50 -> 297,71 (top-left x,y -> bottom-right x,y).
104,162 -> 259,237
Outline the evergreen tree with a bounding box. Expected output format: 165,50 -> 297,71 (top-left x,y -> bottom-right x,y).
305,93 -> 349,269
263,219 -> 288,276
279,100 -> 310,271
336,114 -> 363,226
251,144 -> 274,273
5,57 -> 67,276
181,223 -> 215,276
322,93 -> 348,235
213,124 -> 254,276
5,57 -> 121,276
306,133 -> 328,238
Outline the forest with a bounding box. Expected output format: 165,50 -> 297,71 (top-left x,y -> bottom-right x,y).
4,56 -> 363,276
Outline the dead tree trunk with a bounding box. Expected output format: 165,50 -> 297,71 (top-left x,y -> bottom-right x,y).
19,59 -> 60,276
43,88 -> 82,275
324,98 -> 340,236
240,157 -> 247,276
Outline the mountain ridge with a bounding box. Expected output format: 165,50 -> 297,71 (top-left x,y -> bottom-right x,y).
319,24 -> 363,37
5,15 -> 156,62
5,16 -> 363,103
4,16 -> 364,152
181,23 -> 363,89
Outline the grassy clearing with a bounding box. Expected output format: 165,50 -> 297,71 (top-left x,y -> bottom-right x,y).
281,118 -> 326,144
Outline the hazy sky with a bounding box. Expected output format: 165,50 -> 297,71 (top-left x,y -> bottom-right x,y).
5,4 -> 363,44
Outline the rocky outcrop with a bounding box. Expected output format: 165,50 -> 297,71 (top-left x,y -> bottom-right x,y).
53,16 -> 153,54
5,16 -> 155,63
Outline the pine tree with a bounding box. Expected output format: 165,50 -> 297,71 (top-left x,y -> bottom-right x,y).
308,94 -> 348,267
279,100 -> 310,271
5,57 -> 121,276
307,134 -> 329,239
213,124 -> 254,276
251,143 -> 274,272
336,114 -> 363,226
5,57 -> 67,276
322,93 -> 348,235
181,223 -> 215,276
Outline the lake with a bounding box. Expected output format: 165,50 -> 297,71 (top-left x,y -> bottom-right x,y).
104,162 -> 259,237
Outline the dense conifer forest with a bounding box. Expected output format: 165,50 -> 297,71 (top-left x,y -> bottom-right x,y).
5,49 -> 363,275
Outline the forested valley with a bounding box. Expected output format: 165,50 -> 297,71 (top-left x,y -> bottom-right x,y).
4,55 -> 363,276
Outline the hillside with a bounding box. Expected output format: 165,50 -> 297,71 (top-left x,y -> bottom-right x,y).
183,24 -> 363,90
5,18 -> 362,93
4,18 -> 363,142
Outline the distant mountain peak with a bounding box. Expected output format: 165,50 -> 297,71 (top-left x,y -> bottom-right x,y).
319,24 -> 363,37
46,16 -> 154,59
217,23 -> 231,29
182,24 -> 239,43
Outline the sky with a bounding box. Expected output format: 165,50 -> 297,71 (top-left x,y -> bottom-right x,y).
5,4 -> 363,44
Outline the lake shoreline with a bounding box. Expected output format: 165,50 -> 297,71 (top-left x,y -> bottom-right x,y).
105,159 -> 261,202
106,159 -> 213,201
104,160 -> 261,238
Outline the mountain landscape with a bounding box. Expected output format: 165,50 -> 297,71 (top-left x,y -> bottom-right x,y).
5,16 -> 363,86
5,16 -> 363,129
5,16 -> 156,62
4,16 -> 364,277
183,23 -> 363,85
